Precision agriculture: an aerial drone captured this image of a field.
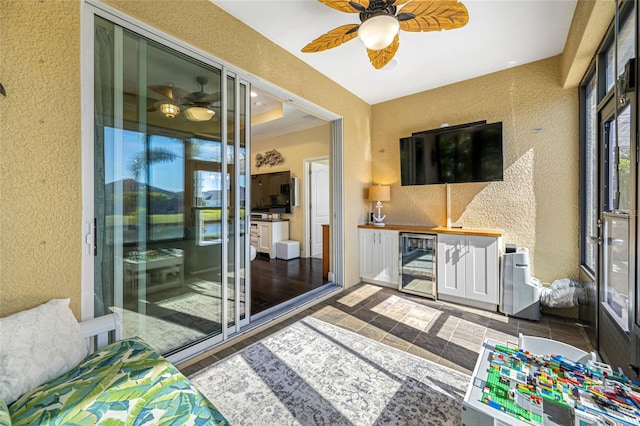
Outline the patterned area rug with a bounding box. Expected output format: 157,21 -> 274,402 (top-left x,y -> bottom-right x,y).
190,316 -> 470,425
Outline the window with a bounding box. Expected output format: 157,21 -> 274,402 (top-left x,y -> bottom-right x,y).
612,104 -> 632,212
194,170 -> 227,246
617,3 -> 636,77
188,138 -> 233,246
604,40 -> 616,92
147,135 -> 185,241
581,74 -> 598,272
603,214 -> 630,331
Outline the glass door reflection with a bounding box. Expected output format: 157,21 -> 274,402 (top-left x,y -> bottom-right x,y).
94,16 -> 248,358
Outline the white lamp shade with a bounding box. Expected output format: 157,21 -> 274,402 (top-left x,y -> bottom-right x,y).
183,106 -> 215,122
369,185 -> 390,202
358,15 -> 400,50
160,103 -> 180,118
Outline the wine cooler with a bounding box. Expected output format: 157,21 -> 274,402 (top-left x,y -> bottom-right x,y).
399,233 -> 437,299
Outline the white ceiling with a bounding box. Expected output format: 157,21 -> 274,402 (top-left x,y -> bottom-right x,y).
251,88 -> 328,140
213,0 -> 578,105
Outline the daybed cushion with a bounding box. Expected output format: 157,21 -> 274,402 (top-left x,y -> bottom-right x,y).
8,337 -> 228,426
0,399 -> 10,426
0,298 -> 87,405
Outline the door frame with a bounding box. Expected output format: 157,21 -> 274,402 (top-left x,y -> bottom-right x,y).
304,156 -> 330,259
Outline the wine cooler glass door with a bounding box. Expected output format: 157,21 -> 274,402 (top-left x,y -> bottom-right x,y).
399,233 -> 437,299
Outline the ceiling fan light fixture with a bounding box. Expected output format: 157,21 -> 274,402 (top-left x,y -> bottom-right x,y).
358,14 -> 399,50
160,103 -> 180,118
183,106 -> 215,122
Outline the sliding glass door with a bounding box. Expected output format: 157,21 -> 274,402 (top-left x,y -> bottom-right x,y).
93,16 -> 249,358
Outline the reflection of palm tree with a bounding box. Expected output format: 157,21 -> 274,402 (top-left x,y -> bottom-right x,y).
129,147 -> 178,179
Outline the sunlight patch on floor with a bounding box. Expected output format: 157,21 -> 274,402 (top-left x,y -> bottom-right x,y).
489,313 -> 512,324
400,314 -> 430,332
422,312 -> 463,339
372,294 -> 436,321
336,283 -> 381,307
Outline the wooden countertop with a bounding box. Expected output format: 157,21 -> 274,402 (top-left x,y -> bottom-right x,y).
357,224 -> 503,238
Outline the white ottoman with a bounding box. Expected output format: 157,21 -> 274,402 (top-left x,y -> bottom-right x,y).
276,240 -> 300,260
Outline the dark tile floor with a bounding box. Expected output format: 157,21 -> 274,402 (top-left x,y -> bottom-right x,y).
180,282 -> 593,377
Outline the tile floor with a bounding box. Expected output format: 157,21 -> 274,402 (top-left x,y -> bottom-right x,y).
180,282 -> 593,377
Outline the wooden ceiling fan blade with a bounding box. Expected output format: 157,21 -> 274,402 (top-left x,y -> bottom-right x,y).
398,1 -> 469,32
196,92 -> 221,104
367,34 -> 399,69
148,85 -> 193,101
301,24 -> 360,53
319,0 -> 369,13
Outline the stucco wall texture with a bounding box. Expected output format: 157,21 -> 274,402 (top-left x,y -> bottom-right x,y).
0,0 -> 609,319
1,1 -> 83,317
1,0 -> 371,318
251,124 -> 331,257
371,56 -> 579,283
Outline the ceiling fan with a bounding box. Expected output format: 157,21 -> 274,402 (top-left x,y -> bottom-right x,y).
148,76 -> 219,122
302,0 -> 469,69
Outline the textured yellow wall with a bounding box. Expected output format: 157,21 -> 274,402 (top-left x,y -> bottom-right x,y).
0,0 -> 609,319
0,0 -> 371,318
251,124 -> 331,256
371,57 -> 579,283
0,1 -> 83,317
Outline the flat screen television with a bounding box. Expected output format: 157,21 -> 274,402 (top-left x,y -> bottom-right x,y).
400,121 -> 503,185
250,171 -> 291,213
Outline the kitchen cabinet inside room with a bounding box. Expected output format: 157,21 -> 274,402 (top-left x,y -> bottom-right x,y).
250,220 -> 289,259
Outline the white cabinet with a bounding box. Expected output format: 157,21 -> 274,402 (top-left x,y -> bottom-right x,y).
250,220 -> 289,259
359,228 -> 399,286
437,234 -> 499,310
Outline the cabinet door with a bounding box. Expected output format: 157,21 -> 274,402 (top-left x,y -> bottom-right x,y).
378,230 -> 399,284
437,234 -> 466,298
257,223 -> 272,253
465,236 -> 499,303
359,229 -> 379,281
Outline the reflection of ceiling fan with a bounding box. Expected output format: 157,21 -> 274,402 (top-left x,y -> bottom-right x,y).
148,76 -> 219,121
302,0 -> 469,69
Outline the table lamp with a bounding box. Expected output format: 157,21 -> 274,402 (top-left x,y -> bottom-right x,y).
368,185 -> 390,226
